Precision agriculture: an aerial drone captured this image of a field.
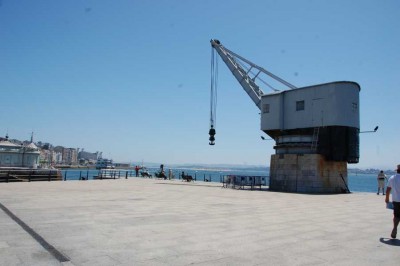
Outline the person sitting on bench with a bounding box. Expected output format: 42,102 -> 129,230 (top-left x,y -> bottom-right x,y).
181,171 -> 192,182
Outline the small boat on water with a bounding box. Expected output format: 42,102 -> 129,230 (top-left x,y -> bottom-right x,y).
95,158 -> 114,170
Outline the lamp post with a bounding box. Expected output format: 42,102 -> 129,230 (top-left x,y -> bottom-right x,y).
261,136 -> 273,141
360,126 -> 379,133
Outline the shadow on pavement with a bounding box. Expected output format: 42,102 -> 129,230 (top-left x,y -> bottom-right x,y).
379,237 -> 400,246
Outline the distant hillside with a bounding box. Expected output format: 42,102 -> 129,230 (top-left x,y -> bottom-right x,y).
134,162 -> 268,172
131,161 -> 395,175
348,168 -> 395,175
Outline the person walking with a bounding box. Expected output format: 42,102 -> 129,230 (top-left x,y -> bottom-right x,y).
385,164 -> 400,239
135,165 -> 139,177
377,170 -> 387,195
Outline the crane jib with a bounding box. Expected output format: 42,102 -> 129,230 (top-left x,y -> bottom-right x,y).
208,39 -> 296,146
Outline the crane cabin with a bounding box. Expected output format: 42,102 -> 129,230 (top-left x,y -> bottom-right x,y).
261,81 -> 360,163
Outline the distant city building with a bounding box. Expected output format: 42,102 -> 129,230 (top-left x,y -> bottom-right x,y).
78,150 -> 98,161
62,148 -> 78,165
53,146 -> 64,153
39,149 -> 52,167
38,149 -> 61,167
54,152 -> 62,164
1,134 -> 105,167
41,143 -> 52,150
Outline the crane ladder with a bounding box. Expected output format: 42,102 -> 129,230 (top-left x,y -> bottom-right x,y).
311,127 -> 320,152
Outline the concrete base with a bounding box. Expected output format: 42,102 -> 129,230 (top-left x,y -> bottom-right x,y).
269,154 -> 348,193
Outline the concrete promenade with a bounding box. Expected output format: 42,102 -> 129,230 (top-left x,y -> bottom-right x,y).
0,178 -> 399,266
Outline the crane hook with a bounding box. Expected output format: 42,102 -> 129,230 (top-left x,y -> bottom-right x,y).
209,125 -> 216,145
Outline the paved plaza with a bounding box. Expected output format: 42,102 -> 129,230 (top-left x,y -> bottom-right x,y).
0,178 -> 399,265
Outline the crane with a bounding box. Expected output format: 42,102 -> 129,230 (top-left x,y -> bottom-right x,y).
208,39 -> 362,193
208,39 -> 296,145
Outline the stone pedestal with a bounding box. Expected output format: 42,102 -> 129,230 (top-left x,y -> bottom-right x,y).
269,154 -> 348,193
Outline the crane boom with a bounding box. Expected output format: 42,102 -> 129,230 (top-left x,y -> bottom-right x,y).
210,39 -> 297,110
208,39 -> 297,145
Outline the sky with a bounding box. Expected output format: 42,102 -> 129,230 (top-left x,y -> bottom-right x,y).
1,0 -> 399,170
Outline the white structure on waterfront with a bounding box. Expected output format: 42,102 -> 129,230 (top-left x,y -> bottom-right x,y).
0,134 -> 40,168
95,158 -> 114,169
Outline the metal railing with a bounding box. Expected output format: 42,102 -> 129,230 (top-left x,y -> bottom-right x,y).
222,175 -> 268,190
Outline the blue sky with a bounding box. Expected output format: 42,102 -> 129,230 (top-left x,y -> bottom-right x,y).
1,0 -> 399,169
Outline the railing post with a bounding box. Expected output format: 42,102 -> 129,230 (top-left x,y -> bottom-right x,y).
64,171 -> 67,181
7,170 -> 10,183
86,169 -> 89,180
125,171 -> 128,179
79,171 -> 82,181
29,171 -> 32,182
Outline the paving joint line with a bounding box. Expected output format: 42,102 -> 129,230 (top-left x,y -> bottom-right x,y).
0,202 -> 70,263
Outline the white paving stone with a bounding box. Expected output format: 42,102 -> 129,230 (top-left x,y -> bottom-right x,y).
0,178 -> 399,265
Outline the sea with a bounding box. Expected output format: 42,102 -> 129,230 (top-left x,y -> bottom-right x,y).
61,167 -> 386,193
